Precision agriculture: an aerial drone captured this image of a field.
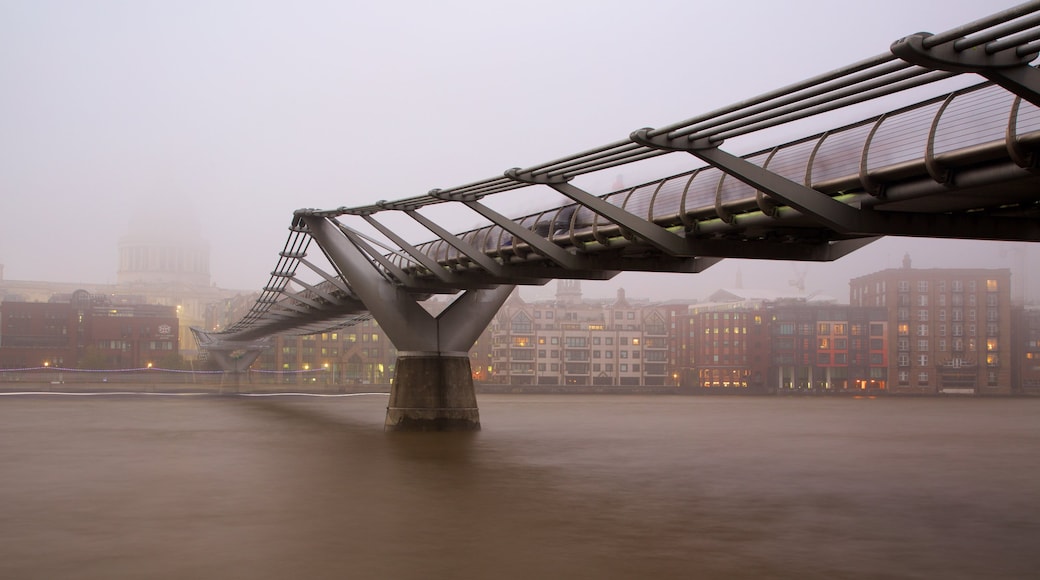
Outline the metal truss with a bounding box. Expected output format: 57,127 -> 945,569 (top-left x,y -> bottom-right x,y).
203,2 -> 1040,345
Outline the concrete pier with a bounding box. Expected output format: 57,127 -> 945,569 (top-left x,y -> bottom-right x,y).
385,355 -> 480,431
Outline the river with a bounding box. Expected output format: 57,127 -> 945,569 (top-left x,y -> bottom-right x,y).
1,393 -> 1037,579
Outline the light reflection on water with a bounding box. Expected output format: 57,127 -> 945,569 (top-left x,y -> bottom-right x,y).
1,394 -> 1038,579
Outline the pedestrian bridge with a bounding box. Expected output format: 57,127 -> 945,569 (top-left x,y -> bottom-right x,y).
194,4 -> 1040,430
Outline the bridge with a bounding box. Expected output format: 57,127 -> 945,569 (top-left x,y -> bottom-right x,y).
194,3 -> 1040,430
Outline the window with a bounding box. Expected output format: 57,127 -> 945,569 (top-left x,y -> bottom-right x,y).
917,354 -> 928,367
917,281 -> 929,293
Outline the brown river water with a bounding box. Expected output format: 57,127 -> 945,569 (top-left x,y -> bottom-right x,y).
1,393 -> 1038,579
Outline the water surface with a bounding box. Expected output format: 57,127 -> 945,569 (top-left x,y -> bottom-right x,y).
1,394 -> 1037,579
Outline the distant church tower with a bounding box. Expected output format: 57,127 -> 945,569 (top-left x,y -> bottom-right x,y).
556,279 -> 582,305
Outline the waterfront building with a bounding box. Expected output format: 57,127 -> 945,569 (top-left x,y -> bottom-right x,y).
849,255 -> 1013,394
488,282 -> 679,387
768,303 -> 889,392
0,212 -> 249,361
249,318 -> 395,385
1011,305 -> 1040,394
0,290 -> 178,369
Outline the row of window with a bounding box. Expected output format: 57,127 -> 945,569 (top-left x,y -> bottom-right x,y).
897,323 -> 999,337
501,362 -> 665,374
897,308 -> 1000,322
897,338 -> 999,352
896,279 -> 999,293
897,353 -> 1001,367
777,323 -> 884,336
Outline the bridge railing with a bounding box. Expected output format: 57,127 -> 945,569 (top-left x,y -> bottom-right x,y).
378,80 -> 1040,276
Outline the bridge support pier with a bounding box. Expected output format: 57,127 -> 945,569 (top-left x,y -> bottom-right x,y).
190,329 -> 268,393
386,354 -> 480,431
302,216 -> 513,431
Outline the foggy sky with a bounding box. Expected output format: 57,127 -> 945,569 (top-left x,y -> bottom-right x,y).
1,0 -> 1035,304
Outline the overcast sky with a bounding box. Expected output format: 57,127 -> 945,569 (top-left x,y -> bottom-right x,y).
1,0 -> 1035,304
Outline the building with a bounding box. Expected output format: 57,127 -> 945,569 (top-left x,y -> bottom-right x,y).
1011,306 -> 1040,394
488,282 -> 677,387
0,290 -> 179,369
768,303 -> 888,393
249,318 -> 396,385
0,211 -> 249,361
850,255 -> 1013,394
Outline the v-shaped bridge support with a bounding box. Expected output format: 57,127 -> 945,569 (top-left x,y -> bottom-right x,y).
302,216 -> 514,431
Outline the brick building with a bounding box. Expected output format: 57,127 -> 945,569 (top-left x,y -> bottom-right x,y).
768,304 -> 889,392
1011,306 -> 1040,394
0,290 -> 179,369
850,256 -> 1013,394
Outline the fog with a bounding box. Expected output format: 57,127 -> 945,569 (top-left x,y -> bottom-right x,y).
1,0 -> 1035,305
